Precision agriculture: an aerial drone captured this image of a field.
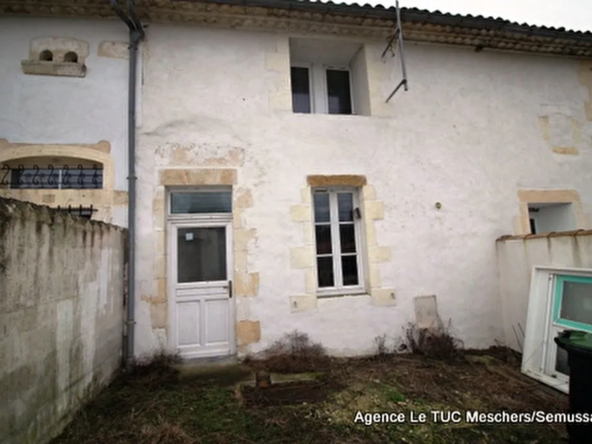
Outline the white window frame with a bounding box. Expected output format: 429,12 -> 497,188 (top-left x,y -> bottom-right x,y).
290,63 -> 355,115
291,62 -> 315,114
312,187 -> 365,297
167,186 -> 233,223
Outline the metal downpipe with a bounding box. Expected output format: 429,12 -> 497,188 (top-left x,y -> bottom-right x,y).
111,0 -> 144,371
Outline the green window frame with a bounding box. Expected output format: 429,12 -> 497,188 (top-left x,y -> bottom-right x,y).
552,274 -> 592,333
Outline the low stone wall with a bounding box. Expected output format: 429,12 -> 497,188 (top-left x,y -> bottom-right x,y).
0,197 -> 127,444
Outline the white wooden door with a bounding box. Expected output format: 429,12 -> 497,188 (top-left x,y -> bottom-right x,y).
168,221 -> 235,359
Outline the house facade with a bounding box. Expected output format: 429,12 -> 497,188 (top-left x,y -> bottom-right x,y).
2,0 -> 592,361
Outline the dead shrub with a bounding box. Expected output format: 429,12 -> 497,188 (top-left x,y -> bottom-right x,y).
126,349 -> 182,386
245,330 -> 331,373
404,321 -> 464,361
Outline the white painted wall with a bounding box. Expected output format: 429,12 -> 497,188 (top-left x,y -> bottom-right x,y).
0,17 -> 129,226
497,234 -> 592,352
131,24 -> 592,357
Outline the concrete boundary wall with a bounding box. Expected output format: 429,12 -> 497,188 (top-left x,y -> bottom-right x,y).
0,197 -> 127,444
496,230 -> 592,352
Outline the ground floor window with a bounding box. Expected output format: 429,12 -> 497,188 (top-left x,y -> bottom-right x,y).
312,187 -> 364,295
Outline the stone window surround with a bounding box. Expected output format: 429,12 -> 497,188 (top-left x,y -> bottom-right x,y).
21,37 -> 89,78
289,174 -> 396,312
514,189 -> 591,235
0,140 -> 126,223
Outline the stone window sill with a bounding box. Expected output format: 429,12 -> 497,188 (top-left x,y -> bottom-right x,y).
21,60 -> 86,78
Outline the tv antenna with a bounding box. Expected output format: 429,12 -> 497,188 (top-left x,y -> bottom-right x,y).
381,0 -> 409,102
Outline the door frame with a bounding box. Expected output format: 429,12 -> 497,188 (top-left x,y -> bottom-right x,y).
166,199 -> 235,359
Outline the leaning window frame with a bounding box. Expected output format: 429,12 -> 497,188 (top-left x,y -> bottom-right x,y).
312,186 -> 365,297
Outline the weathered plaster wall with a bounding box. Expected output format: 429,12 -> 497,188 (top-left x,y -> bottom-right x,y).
0,17 -> 130,226
496,231 -> 592,352
0,197 -> 126,444
135,24 -> 592,357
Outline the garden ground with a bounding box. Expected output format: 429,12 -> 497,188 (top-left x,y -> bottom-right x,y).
52,345 -> 569,444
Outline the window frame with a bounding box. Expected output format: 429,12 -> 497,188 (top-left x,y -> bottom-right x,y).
322,64 -> 354,115
166,186 -> 233,223
290,63 -> 355,115
552,274 -> 592,333
290,62 -> 315,114
312,186 -> 365,297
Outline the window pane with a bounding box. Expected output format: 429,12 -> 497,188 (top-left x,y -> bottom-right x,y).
560,281 -> 592,325
341,255 -> 359,286
313,193 -> 330,222
177,227 -> 226,283
555,340 -> 570,376
317,257 -> 334,287
11,168 -> 55,189
339,224 -> 356,253
337,193 -> 354,222
315,225 -> 332,254
171,192 -> 232,214
62,167 -> 103,189
291,67 -> 311,114
326,69 -> 352,115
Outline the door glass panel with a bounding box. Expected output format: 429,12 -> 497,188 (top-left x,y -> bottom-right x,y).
560,281 -> 592,325
171,192 -> 231,214
177,227 -> 226,283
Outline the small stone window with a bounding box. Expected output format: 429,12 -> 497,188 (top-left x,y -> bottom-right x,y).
21,37 -> 88,78
64,51 -> 78,63
39,50 -> 53,61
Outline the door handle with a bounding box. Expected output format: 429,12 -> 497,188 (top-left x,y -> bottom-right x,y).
228,280 -> 233,299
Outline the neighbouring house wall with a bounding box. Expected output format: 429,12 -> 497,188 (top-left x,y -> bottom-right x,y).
0,17 -> 130,226
496,231 -> 592,352
133,25 -> 592,356
0,197 -> 127,444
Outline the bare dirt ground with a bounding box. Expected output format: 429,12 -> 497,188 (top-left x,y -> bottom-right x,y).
52,346 -> 569,444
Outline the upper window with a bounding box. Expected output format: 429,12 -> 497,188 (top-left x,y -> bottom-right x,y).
5,164 -> 103,189
289,38 -> 369,116
169,190 -> 232,214
313,188 -> 364,295
291,65 -> 353,115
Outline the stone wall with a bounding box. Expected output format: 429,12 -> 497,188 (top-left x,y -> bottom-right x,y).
0,197 -> 127,444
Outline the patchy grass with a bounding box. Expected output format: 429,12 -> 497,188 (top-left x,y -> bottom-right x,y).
53,347 -> 568,444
